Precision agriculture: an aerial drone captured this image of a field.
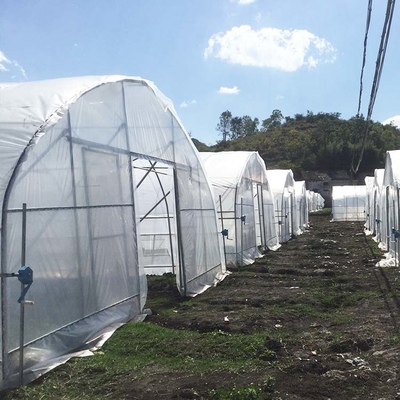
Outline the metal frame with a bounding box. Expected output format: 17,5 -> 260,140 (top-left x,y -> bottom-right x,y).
0,80 -> 226,384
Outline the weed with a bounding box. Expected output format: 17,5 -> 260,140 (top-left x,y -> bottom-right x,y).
389,335 -> 400,345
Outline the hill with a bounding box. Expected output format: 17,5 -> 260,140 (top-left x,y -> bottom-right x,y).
204,110 -> 400,178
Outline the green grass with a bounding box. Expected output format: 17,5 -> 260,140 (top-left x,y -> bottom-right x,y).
6,323 -> 278,399
209,376 -> 276,400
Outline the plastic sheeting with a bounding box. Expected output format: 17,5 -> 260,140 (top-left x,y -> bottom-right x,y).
364,176 -> 374,234
0,76 -> 226,389
294,181 -> 308,232
372,169 -> 385,245
200,151 -> 279,266
307,191 -> 325,212
331,186 -> 366,221
133,159 -> 178,275
266,170 -> 296,242
379,151 -> 400,260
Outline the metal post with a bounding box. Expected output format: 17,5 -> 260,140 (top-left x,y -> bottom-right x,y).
173,169 -> 187,296
259,186 -> 267,252
290,193 -> 294,236
397,188 -> 400,267
394,198 -> 397,266
240,197 -> 244,267
19,203 -> 27,385
121,82 -> 141,303
219,195 -> 227,268
67,111 -> 85,317
386,186 -> 390,250
276,199 -> 281,243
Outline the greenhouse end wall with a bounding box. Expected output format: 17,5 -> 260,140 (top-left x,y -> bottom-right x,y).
0,76 -> 225,389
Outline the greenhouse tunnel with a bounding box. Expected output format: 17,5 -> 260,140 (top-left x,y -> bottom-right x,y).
200,151 -> 279,267
0,76 -> 226,389
266,169 -> 296,243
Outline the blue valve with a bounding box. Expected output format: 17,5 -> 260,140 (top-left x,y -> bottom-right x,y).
221,229 -> 228,237
278,220 -> 282,225
240,215 -> 246,223
392,228 -> 400,239
17,266 -> 33,303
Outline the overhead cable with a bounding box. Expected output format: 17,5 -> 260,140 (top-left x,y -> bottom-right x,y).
357,0 -> 373,117
352,0 -> 396,175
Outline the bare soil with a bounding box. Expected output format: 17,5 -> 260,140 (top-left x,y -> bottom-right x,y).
143,212 -> 400,399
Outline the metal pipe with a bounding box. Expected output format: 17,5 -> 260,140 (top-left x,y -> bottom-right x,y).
139,191 -> 171,222
19,203 -> 27,385
173,168 -> 187,296
121,82 -> 141,303
219,195 -> 227,267
149,160 -> 176,275
240,197 -> 244,267
234,187 -> 239,265
7,203 -> 134,213
386,186 -> 390,250
135,161 -> 157,189
397,188 -> 400,266
67,111 -> 85,318
394,198 -> 397,266
67,135 -> 190,170
186,263 -> 222,284
260,185 -> 267,252
81,148 -> 97,309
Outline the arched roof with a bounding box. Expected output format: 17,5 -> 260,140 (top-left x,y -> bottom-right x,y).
0,75 -> 181,214
383,150 -> 400,187
199,151 -> 267,189
266,169 -> 295,194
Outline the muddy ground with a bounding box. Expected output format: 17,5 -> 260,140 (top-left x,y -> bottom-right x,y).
144,212 -> 400,399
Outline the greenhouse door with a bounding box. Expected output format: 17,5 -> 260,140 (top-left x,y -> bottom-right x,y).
254,184 -> 266,251
374,191 -> 380,239
82,148 -> 135,310
133,159 -> 178,276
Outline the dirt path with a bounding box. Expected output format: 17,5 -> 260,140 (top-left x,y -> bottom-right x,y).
145,212 -> 400,399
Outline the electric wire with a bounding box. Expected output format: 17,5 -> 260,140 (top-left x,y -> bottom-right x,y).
352,0 -> 396,175
357,0 -> 373,117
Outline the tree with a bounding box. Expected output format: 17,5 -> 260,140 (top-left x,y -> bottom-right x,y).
216,110 -> 232,142
261,109 -> 284,130
230,116 -> 243,139
242,115 -> 259,136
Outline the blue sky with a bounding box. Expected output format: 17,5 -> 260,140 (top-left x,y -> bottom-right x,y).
0,0 -> 399,144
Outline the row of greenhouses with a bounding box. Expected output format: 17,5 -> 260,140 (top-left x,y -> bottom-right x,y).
0,76 -> 323,389
364,151 -> 400,267
330,150 -> 400,268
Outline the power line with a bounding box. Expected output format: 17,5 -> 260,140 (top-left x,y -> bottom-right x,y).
357,0 -> 373,117
352,0 -> 396,175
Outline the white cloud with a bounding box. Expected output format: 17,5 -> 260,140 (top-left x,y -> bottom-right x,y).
204,25 -> 336,72
255,12 -> 262,23
0,50 -> 27,80
180,99 -> 197,108
383,115 -> 400,128
218,86 -> 240,94
232,0 -> 256,4
276,95 -> 284,100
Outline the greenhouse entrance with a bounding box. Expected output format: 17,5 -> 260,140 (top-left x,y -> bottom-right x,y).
253,183 -> 267,252
133,159 -> 179,276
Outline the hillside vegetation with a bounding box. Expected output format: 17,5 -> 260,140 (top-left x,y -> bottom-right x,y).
193,110 -> 400,177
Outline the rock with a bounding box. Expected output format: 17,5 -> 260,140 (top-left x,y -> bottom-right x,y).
323,370 -> 346,380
